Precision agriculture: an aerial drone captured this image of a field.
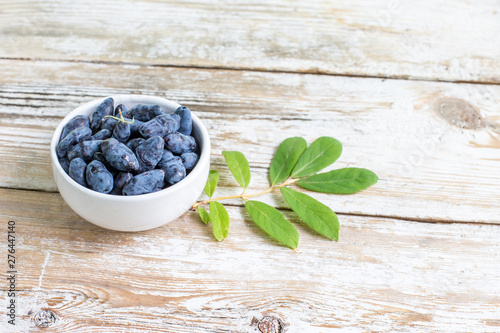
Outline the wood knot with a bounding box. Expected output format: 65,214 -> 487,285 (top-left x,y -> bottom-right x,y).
257,315 -> 284,333
32,309 -> 57,328
434,98 -> 483,129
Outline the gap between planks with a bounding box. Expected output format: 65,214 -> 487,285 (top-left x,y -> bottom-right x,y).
1,56 -> 500,87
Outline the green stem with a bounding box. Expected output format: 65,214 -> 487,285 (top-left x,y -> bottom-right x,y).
191,177 -> 298,209
104,109 -> 135,124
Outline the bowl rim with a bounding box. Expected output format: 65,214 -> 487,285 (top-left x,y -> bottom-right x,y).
50,95 -> 210,201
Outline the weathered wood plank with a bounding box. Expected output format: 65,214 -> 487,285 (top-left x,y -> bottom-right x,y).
0,0 -> 499,83
0,59 -> 499,224
1,188 -> 499,332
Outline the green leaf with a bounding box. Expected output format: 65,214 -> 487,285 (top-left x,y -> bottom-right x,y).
204,170 -> 219,198
297,168 -> 378,194
269,137 -> 307,186
291,137 -> 342,178
197,207 -> 210,224
280,187 -> 339,241
245,201 -> 299,249
222,151 -> 251,189
210,201 -> 229,241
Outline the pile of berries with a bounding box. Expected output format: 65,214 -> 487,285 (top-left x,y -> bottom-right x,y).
56,97 -> 199,195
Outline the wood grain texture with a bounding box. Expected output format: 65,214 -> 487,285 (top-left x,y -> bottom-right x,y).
0,0 -> 499,83
1,2 -> 499,332
0,59 -> 499,224
1,188 -> 500,332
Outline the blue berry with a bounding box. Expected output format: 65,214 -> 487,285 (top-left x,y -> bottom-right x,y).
120,105 -> 133,118
58,157 -> 71,174
139,114 -> 180,139
125,118 -> 144,136
136,159 -> 154,175
175,106 -> 192,136
180,152 -> 198,170
164,133 -> 196,155
122,169 -> 165,196
100,117 -> 118,132
57,126 -> 92,158
152,176 -> 168,192
68,140 -> 102,163
61,115 -> 90,141
86,160 -> 113,193
128,104 -> 164,122
135,136 -> 164,172
155,176 -> 166,191
91,129 -> 112,140
90,97 -> 114,133
125,138 -> 145,152
115,104 -> 128,117
110,172 -> 134,195
93,152 -> 118,176
158,150 -> 175,165
69,158 -> 88,187
102,138 -> 139,172
158,156 -> 186,185
93,152 -> 106,164
112,121 -> 131,143
100,139 -> 111,154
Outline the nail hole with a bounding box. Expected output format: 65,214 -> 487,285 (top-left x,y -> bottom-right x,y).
32,309 -> 57,328
258,315 -> 284,333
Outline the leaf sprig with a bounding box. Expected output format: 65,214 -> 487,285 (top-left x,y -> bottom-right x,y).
191,136 -> 378,249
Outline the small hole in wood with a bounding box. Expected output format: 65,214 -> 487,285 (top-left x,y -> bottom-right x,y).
258,315 -> 284,333
32,309 -> 57,328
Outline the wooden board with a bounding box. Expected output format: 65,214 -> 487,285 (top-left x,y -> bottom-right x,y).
0,59 -> 499,224
1,3 -> 499,328
0,0 -> 499,83
1,188 -> 500,332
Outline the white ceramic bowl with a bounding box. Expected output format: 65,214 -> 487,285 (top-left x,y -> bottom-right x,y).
50,95 -> 210,231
